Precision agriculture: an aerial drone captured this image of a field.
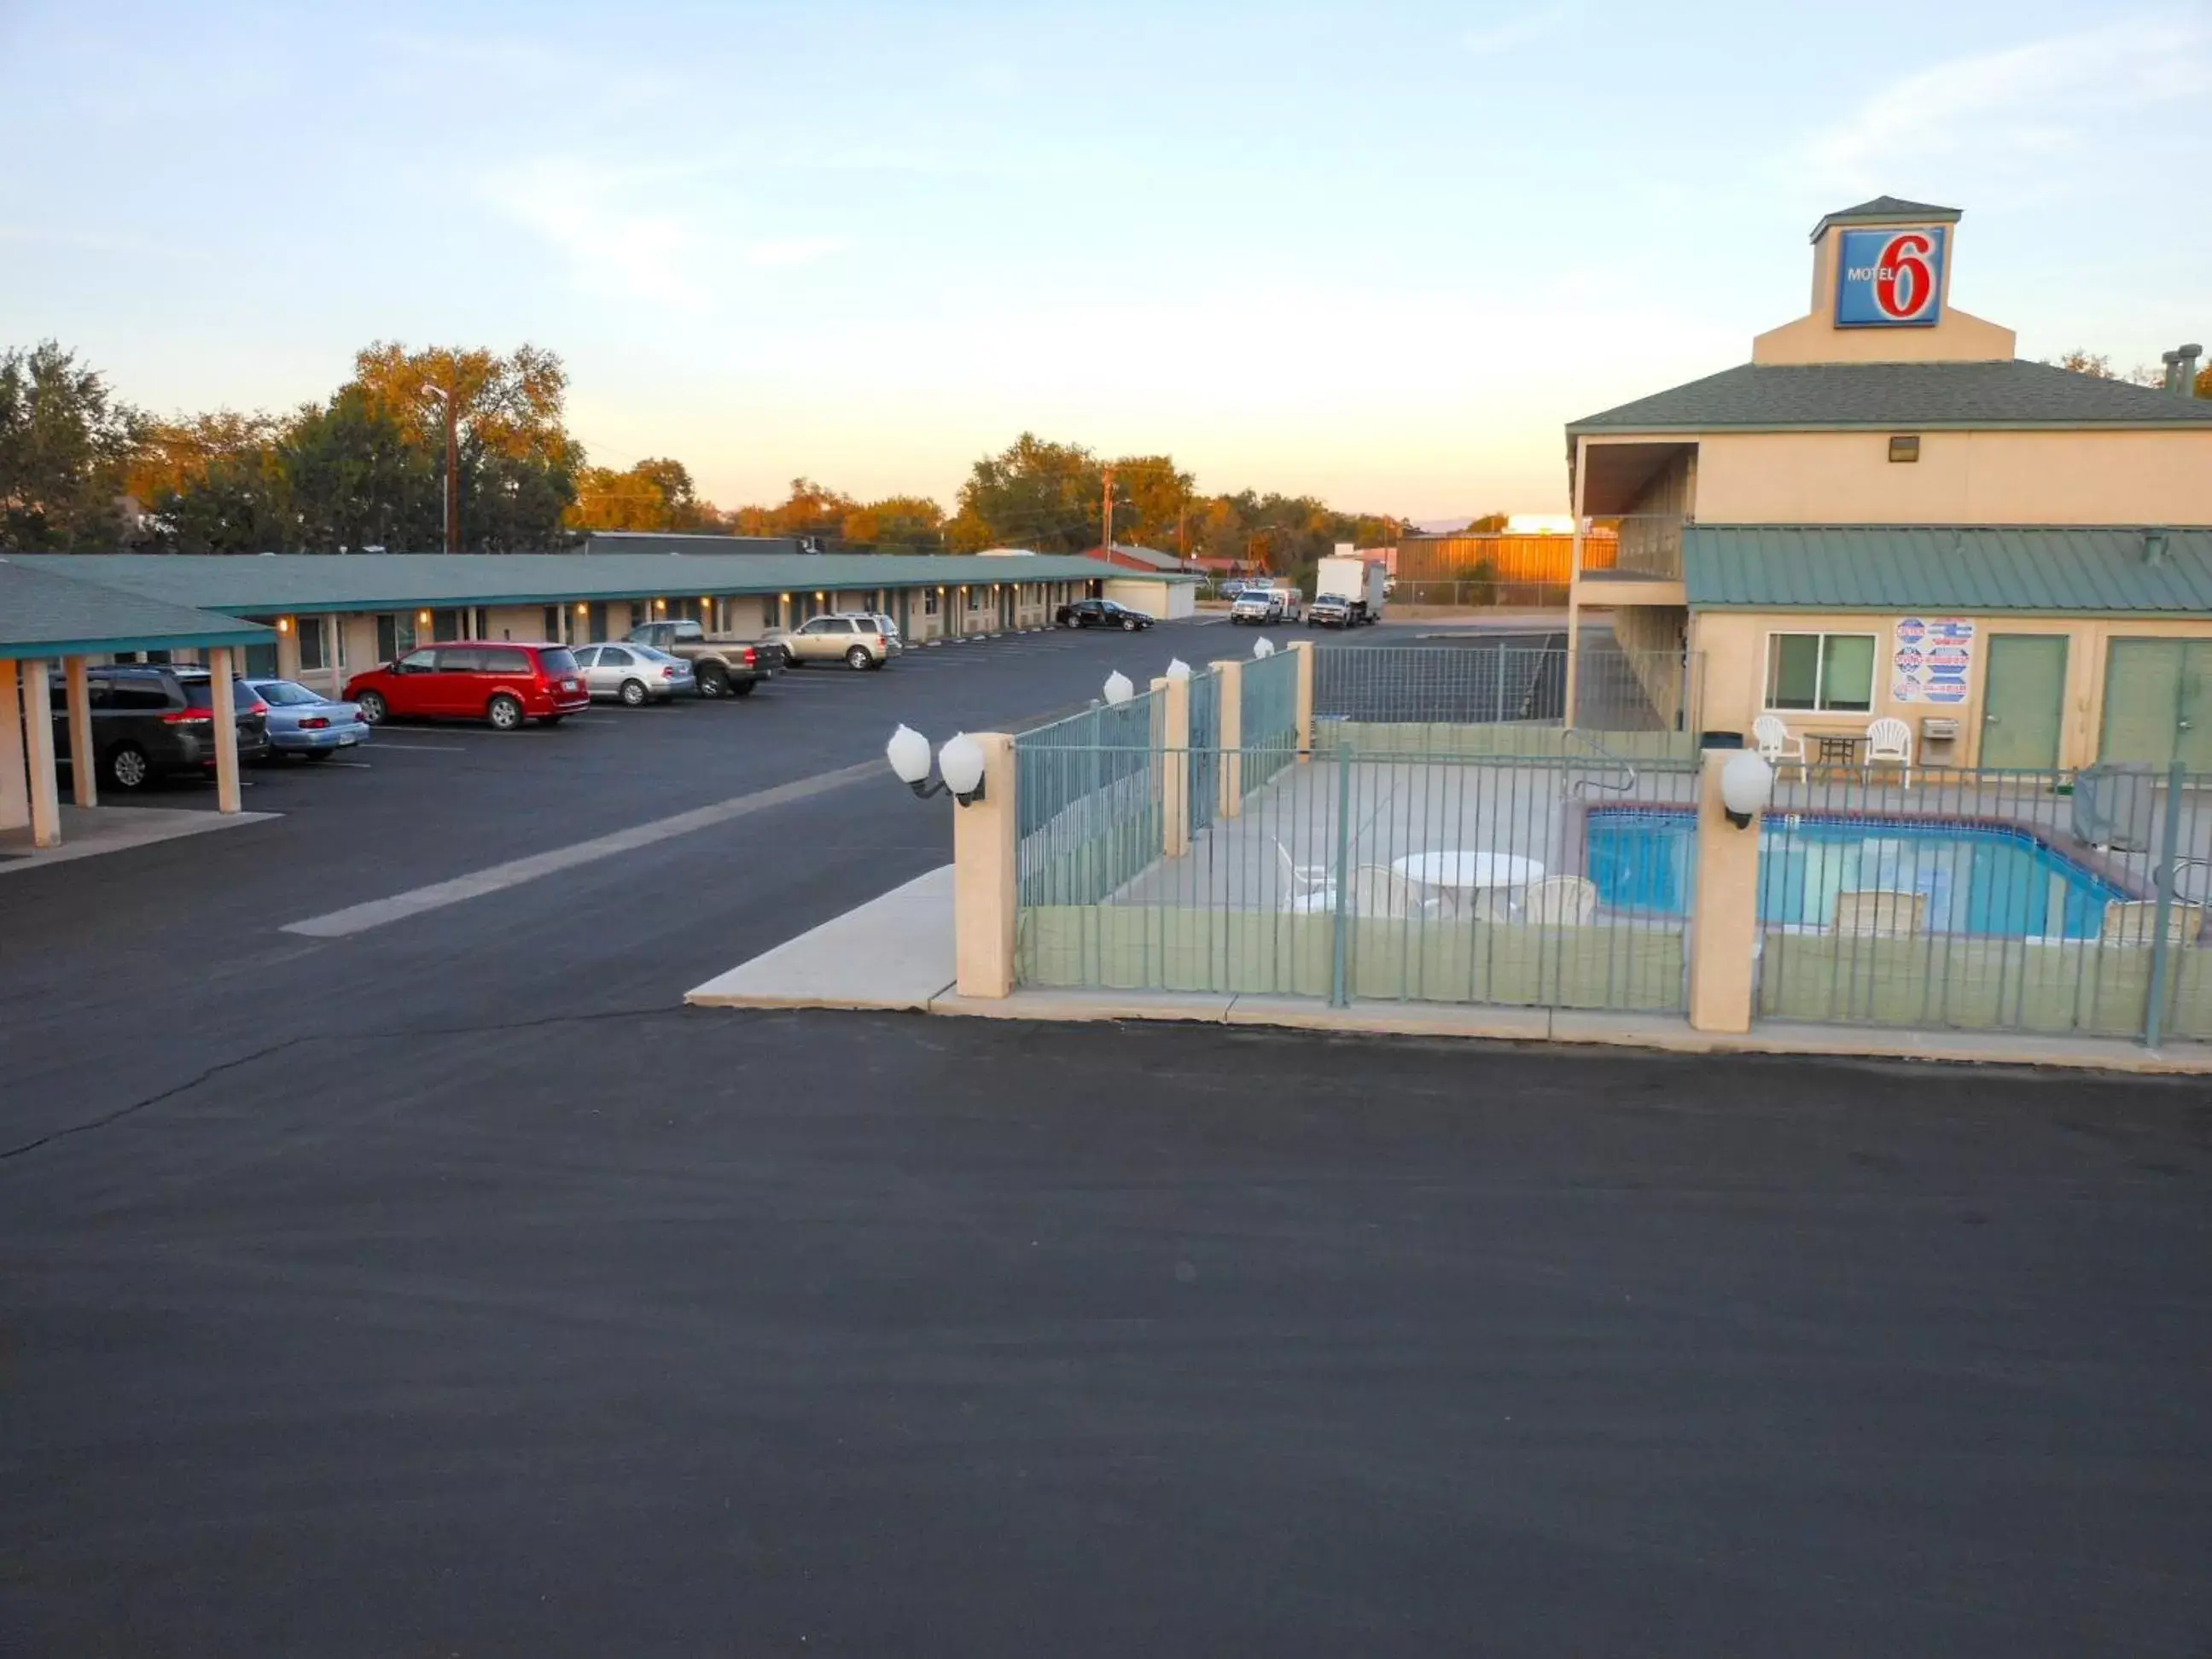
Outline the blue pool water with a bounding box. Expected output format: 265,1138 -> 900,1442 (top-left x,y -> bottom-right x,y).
1586,810 -> 2128,940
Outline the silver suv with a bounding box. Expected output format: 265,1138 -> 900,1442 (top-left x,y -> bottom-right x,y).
775,613 -> 899,670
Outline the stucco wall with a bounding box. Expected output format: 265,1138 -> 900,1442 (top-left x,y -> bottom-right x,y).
1692,608 -> 2212,770
1694,428 -> 2212,527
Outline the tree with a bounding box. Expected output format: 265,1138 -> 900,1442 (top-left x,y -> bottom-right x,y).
346,341 -> 580,546
2052,349 -> 2164,388
948,434 -> 1109,552
569,457 -> 717,533
281,388 -> 439,552
0,341 -> 145,549
730,477 -> 859,539
841,494 -> 946,550
1465,511 -> 1510,533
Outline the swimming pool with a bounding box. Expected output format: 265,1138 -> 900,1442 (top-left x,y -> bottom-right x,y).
1585,809 -> 2128,940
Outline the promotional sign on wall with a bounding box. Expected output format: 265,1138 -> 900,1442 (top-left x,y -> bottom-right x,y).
1892,617 -> 1974,703
1836,226 -> 1947,327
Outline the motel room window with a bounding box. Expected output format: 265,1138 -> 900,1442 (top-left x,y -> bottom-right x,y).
966,589 -> 981,611
923,591 -> 940,615
375,613 -> 417,661
1766,632 -> 1876,713
296,618 -> 326,671
1889,434 -> 1920,463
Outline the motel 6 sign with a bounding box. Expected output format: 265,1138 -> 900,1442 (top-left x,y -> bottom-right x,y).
1835,225 -> 1947,327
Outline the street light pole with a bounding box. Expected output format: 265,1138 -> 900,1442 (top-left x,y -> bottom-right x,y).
424,385 -> 459,553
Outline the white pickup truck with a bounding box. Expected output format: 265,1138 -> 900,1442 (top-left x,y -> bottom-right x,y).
1307,556 -> 1387,627
1231,586 -> 1302,625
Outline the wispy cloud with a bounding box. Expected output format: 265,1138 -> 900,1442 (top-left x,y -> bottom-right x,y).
1797,15 -> 2207,194
480,157 -> 849,305
1461,3 -> 1573,55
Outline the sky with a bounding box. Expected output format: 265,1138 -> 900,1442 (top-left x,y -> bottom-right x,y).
3,1 -> 2206,521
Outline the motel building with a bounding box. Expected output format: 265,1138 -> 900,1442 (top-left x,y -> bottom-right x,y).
1564,196 -> 2212,771
0,548 -> 1194,852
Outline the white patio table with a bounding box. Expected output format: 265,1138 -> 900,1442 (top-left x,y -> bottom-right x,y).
1390,851 -> 1545,903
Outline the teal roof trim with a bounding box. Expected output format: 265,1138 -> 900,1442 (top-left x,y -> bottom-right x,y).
0,560 -> 274,661
6,552 -> 1189,617
1683,525 -> 2212,614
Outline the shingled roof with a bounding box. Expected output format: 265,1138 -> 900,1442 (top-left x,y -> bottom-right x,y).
0,559 -> 272,661
1810,196 -> 1962,240
1567,358 -> 2212,439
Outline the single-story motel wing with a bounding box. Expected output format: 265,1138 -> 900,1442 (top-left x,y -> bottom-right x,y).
1565,195 -> 2212,772
0,548 -> 1197,849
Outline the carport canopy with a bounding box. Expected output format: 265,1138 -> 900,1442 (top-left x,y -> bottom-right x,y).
0,559 -> 275,847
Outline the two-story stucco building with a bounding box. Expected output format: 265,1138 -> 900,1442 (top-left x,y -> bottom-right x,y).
1564,196 -> 2212,771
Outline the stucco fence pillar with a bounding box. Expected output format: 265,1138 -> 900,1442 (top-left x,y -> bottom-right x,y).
1155,672 -> 1190,859
15,659 -> 62,847
1289,639 -> 1315,761
1209,658 -> 1243,818
1686,748 -> 1761,1033
952,732 -> 1019,998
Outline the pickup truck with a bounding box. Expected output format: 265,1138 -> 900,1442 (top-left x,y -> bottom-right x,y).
622,620 -> 782,698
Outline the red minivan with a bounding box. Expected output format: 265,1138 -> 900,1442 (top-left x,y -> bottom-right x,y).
346,643 -> 590,731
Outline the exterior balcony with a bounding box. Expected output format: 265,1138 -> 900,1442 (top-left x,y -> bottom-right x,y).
1575,513 -> 1685,608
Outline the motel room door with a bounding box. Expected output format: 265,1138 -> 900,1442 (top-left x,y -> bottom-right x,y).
2099,638 -> 2212,770
1979,635 -> 2067,770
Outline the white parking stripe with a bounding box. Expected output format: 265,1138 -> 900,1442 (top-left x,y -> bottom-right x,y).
366,741 -> 469,751
280,760 -> 878,939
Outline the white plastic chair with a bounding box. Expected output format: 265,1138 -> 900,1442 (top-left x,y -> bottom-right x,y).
1864,717 -> 1913,787
1521,875 -> 1598,924
1833,888 -> 1927,937
2100,900 -> 2206,946
1752,714 -> 1808,783
1275,837 -> 1330,898
1348,864 -> 1432,920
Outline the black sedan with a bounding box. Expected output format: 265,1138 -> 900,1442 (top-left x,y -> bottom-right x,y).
1055,598 -> 1152,632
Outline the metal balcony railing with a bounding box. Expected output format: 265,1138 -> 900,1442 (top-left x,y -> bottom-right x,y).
1579,514 -> 1685,581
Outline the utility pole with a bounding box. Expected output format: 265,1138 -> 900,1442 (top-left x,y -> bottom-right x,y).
443,386 -> 460,554
1100,465 -> 1115,558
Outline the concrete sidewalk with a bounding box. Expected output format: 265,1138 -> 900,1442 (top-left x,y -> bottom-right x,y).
688,870 -> 2212,1074
687,865 -> 955,1010
0,803 -> 278,876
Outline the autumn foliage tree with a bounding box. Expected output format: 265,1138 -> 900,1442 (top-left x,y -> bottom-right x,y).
0,341 -> 146,549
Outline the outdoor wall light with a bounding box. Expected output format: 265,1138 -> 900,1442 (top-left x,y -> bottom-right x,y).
1252,637 -> 1278,659
1720,749 -> 1775,829
1165,658 -> 1192,683
577,602 -> 589,614
655,598 -> 667,612
418,609 -> 432,625
276,616 -> 292,633
1103,670 -> 1135,705
885,725 -> 988,806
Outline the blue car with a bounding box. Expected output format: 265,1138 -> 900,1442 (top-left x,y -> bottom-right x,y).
243,678 -> 370,761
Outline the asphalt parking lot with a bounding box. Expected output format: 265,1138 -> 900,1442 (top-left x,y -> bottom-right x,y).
5,615 -> 2210,1656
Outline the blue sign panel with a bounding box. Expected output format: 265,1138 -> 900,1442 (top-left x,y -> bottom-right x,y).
1835,226 -> 1946,327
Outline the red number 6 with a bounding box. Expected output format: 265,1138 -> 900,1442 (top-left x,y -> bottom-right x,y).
1877,232 -> 1934,318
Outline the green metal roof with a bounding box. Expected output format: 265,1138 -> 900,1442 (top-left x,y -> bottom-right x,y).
1567,359 -> 2212,439
1683,525 -> 2212,614
1810,195 -> 1961,241
8,551 -> 1185,617
0,559 -> 273,661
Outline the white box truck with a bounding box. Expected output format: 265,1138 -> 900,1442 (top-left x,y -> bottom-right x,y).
1308,556 -> 1387,626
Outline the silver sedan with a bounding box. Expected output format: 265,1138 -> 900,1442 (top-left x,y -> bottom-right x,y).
573,643 -> 696,705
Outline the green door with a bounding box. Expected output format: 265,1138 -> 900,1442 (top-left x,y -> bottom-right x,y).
2099,639 -> 2212,767
1979,635 -> 2067,770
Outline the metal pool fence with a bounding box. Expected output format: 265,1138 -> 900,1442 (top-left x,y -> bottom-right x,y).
1016,738 -> 1703,1011
1311,642 -> 1694,739
1014,688 -> 1166,908
1746,760 -> 2212,1042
